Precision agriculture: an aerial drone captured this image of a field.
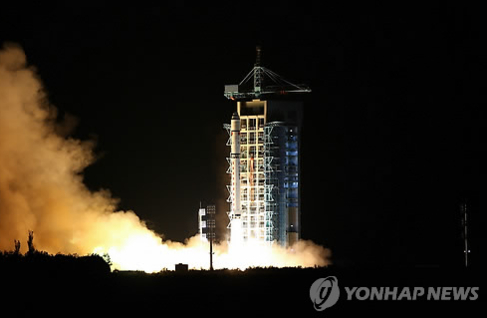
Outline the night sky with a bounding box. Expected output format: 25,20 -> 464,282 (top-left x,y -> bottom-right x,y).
1,3 -> 482,268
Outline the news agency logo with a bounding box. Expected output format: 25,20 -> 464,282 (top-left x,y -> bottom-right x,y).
310,276 -> 479,311
309,276 -> 340,311
344,286 -> 479,301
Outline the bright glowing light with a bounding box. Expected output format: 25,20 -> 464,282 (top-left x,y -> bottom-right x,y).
230,218 -> 243,247
93,231 -> 330,273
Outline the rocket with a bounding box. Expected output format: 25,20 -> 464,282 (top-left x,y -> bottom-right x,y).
230,111 -> 241,219
229,111 -> 243,245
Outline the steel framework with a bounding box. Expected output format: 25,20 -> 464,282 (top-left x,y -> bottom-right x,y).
224,46 -> 311,100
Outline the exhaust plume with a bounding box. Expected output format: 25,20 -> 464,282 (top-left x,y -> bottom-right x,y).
0,43 -> 330,271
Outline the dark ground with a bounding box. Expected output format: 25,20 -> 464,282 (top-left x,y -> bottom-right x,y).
2,264 -> 483,315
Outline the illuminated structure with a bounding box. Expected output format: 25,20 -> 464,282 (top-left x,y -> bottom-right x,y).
198,204 -> 216,270
224,47 -> 310,247
198,204 -> 215,242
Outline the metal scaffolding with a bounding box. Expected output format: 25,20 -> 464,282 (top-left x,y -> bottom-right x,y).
225,111 -> 267,241
223,47 -> 309,247
224,47 -> 311,101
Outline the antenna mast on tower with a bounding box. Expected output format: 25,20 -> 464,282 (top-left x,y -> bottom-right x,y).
224,46 -> 311,100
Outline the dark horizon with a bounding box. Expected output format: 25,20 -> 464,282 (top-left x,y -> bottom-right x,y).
0,3 -> 482,268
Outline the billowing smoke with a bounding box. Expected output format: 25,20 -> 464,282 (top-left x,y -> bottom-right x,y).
0,43 -> 330,271
0,43 -> 148,255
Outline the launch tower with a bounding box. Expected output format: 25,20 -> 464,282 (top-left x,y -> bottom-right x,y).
224,47 -> 310,247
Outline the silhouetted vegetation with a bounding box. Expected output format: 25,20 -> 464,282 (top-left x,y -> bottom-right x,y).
13,239 -> 21,255
27,230 -> 35,255
0,231 -> 110,277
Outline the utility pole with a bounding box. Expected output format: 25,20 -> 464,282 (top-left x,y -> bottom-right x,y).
207,205 -> 216,271
461,202 -> 470,268
210,231 -> 213,271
